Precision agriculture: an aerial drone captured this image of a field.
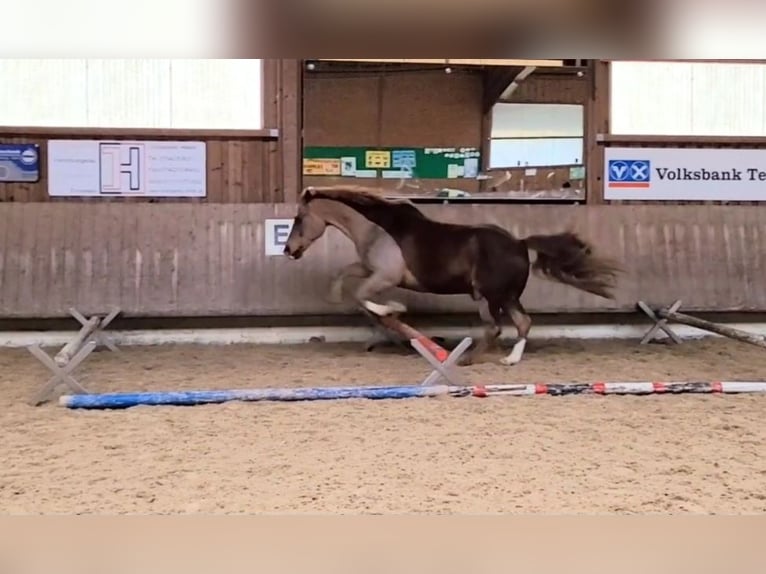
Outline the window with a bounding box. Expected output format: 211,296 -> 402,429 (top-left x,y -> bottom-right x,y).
610,60 -> 766,136
0,59 -> 263,130
488,103 -> 584,168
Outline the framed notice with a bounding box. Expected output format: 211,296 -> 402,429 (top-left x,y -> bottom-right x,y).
48,140 -> 207,197
604,146 -> 766,201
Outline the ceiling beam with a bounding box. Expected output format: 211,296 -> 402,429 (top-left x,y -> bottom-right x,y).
498,65 -> 537,100
483,67 -> 520,113
316,59 -> 565,68
482,66 -> 538,113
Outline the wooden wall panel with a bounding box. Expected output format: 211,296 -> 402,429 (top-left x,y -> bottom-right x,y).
1,203 -> 764,319
0,132 -> 279,203
275,59 -> 303,203
379,72 -> 483,146
303,69 -> 484,194
585,60 -> 610,204
303,75 -> 381,146
503,73 -> 589,105
304,70 -> 483,145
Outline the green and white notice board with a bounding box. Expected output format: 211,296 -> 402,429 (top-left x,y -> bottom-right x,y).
303,146 -> 482,179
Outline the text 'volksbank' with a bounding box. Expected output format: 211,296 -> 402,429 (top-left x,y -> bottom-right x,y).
656,167 -> 766,181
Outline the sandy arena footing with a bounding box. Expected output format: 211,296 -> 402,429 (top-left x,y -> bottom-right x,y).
1,337 -> 765,514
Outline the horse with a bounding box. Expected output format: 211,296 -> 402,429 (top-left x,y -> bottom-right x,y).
283,185 -> 624,366
281,185 -> 429,351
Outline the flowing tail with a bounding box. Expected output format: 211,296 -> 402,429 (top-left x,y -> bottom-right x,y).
523,232 -> 624,299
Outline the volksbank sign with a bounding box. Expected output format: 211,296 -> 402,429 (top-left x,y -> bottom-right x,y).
604,147 -> 766,201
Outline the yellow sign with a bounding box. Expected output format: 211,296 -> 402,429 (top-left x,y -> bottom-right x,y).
303,158 -> 341,176
365,150 -> 391,169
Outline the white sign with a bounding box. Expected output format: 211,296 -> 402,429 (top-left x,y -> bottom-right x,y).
48,140 -> 207,197
264,218 -> 294,256
604,147 -> 766,201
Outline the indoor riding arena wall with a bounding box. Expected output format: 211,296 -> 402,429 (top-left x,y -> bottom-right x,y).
0,202 -> 764,319
1,63 -> 766,320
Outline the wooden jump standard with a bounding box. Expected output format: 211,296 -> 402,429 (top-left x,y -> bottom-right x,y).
638,299 -> 766,349
28,306 -> 121,406
376,314 -> 473,387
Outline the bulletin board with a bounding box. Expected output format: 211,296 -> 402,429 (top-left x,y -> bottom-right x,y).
303,146 -> 482,180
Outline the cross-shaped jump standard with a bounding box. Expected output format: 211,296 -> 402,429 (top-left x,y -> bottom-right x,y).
638,299 -> 766,349
637,299 -> 684,345
376,314 -> 472,387
27,306 -> 121,406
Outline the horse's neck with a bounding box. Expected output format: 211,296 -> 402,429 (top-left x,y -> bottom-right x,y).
314,199 -> 373,244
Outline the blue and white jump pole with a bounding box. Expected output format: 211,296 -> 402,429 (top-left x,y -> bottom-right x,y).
58,381 -> 766,410
58,384 -> 456,409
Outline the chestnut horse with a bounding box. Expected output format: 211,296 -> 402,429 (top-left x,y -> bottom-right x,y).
283,185 -> 623,366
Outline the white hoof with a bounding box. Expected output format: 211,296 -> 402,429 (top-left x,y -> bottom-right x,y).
362,300 -> 406,316
362,300 -> 394,316
384,300 -> 407,314
500,338 -> 527,366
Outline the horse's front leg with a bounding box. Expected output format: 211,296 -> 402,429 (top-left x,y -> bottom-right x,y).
354,271 -> 407,317
353,271 -> 410,352
326,262 -> 369,304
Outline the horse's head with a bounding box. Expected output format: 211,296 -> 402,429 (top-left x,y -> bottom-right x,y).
283,190 -> 328,260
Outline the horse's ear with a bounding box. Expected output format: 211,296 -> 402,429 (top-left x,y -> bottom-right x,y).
299,186 -> 317,203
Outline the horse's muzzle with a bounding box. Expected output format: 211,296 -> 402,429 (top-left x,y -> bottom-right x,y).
283,245 -> 303,260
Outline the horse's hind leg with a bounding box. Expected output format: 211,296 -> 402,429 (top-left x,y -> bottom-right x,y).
458,297 -> 503,366
500,299 -> 532,366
